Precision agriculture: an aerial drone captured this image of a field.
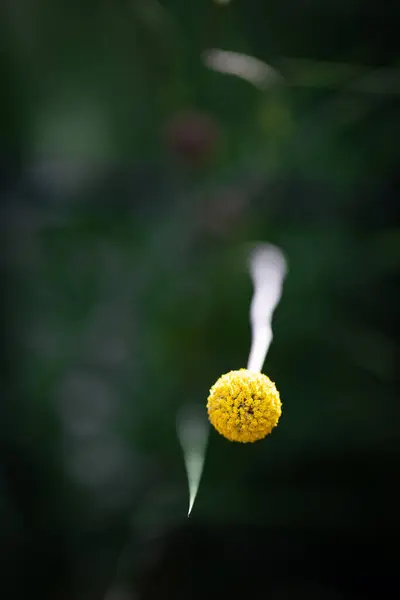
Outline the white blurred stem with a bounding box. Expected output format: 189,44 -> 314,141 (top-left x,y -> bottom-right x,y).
247,321 -> 273,372
247,244 -> 287,373
185,449 -> 206,516
177,405 -> 209,516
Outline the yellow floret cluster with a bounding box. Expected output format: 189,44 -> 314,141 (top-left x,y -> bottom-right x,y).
207,369 -> 282,443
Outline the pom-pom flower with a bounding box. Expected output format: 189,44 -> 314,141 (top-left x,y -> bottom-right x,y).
177,243 -> 287,514
207,369 -> 281,443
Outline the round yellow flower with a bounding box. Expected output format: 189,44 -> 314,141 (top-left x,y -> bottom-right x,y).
207,369 -> 281,443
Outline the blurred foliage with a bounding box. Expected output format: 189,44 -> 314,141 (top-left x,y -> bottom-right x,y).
0,1 -> 399,599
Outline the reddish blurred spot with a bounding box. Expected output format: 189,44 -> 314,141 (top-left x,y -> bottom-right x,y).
163,110 -> 220,165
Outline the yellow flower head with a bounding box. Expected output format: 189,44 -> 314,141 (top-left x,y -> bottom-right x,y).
207,369 -> 281,443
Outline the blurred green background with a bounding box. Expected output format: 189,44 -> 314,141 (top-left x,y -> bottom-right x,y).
0,1 -> 399,599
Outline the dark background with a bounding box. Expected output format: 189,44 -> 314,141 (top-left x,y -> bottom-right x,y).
1,1 -> 399,599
